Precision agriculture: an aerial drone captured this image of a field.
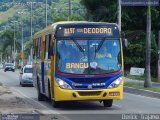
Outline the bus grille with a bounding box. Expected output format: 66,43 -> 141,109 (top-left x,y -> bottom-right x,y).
75,86 -> 105,89
71,78 -> 107,84
78,91 -> 101,96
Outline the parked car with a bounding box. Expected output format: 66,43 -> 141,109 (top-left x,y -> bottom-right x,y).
19,65 -> 33,87
4,63 -> 15,72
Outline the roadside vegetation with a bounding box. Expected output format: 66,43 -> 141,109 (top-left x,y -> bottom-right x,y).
0,0 -> 85,62
0,6 -> 22,23
125,82 -> 160,93
125,74 -> 158,82
0,0 -> 160,83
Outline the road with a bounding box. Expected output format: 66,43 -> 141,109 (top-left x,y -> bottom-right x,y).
0,69 -> 160,120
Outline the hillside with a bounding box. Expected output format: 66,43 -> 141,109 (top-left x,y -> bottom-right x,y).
0,6 -> 23,23
0,0 -> 86,59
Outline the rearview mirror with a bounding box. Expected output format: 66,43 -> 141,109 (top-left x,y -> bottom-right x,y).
123,38 -> 128,48
121,32 -> 128,49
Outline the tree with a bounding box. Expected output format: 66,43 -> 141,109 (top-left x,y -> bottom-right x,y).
0,29 -> 21,62
1,30 -> 14,57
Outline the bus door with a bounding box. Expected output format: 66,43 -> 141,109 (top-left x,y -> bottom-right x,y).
44,34 -> 52,97
35,37 -> 44,94
39,35 -> 46,94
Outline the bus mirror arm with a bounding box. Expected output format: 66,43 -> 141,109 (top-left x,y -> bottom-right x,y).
121,32 -> 128,48
123,38 -> 128,48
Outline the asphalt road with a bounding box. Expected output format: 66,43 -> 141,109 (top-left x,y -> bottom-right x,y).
0,69 -> 160,120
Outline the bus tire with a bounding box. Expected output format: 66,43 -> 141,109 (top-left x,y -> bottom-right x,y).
48,80 -> 51,100
103,99 -> 113,107
52,100 -> 61,108
37,78 -> 45,101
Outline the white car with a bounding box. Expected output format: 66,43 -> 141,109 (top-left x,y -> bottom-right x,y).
19,65 -> 33,87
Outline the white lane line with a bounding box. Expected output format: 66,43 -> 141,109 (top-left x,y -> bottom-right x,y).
113,104 -> 121,108
11,87 -> 60,114
125,92 -> 160,100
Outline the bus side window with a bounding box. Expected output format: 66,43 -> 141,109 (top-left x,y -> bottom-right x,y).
38,37 -> 42,59
34,38 -> 38,59
48,34 -> 54,59
45,35 -> 49,60
33,39 -> 35,59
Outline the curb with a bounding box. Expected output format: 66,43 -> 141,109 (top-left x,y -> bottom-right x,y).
124,87 -> 160,99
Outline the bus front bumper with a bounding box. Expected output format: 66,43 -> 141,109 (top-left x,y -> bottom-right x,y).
54,84 -> 123,101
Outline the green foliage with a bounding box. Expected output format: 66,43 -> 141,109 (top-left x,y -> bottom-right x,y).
81,0 -> 116,22
81,0 -> 160,30
0,0 -> 86,60
0,29 -> 21,62
125,82 -> 160,92
81,0 -> 160,79
24,39 -> 33,58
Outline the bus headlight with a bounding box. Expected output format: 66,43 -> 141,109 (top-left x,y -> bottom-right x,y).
108,77 -> 123,88
55,78 -> 72,89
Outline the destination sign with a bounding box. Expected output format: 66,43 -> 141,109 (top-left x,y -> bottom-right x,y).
64,28 -> 112,35
56,25 -> 120,38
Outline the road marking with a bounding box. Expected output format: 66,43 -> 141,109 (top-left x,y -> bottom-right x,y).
113,104 -> 121,108
126,86 -> 160,94
125,92 -> 160,100
11,87 -> 60,114
9,87 -> 72,120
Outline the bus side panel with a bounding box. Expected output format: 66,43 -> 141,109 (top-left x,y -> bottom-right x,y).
50,56 -> 55,99
41,62 -> 45,93
32,59 -> 37,88
50,37 -> 56,100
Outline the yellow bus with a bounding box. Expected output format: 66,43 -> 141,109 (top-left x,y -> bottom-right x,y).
33,21 -> 124,108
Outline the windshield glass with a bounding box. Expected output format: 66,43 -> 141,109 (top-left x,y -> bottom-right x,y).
5,63 -> 13,67
24,68 -> 33,73
56,39 -> 121,75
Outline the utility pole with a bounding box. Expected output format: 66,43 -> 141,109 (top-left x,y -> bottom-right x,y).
144,1 -> 152,87
17,11 -> 28,68
158,31 -> 160,82
46,0 -> 48,27
14,22 -> 16,61
118,0 -> 121,32
21,21 -> 24,67
11,21 -> 18,65
0,53 -> 2,63
31,2 -> 33,43
68,0 -> 71,21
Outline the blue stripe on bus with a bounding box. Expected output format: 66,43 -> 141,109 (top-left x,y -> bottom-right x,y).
41,62 -> 45,93
55,72 -> 123,90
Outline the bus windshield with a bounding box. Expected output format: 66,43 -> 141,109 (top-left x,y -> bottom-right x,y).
56,38 -> 121,75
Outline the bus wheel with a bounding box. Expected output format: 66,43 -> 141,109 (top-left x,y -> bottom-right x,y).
52,100 -> 61,108
103,100 -> 113,107
37,80 -> 45,101
48,80 -> 51,100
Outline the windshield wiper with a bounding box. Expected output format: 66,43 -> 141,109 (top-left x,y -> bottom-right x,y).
93,38 -> 105,59
95,38 -> 105,52
72,39 -> 85,52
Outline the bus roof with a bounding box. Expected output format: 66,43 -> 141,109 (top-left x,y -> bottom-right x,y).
33,21 -> 119,39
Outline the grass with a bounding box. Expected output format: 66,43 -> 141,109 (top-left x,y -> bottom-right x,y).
125,82 -> 160,93
0,6 -> 22,23
125,74 -> 158,82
